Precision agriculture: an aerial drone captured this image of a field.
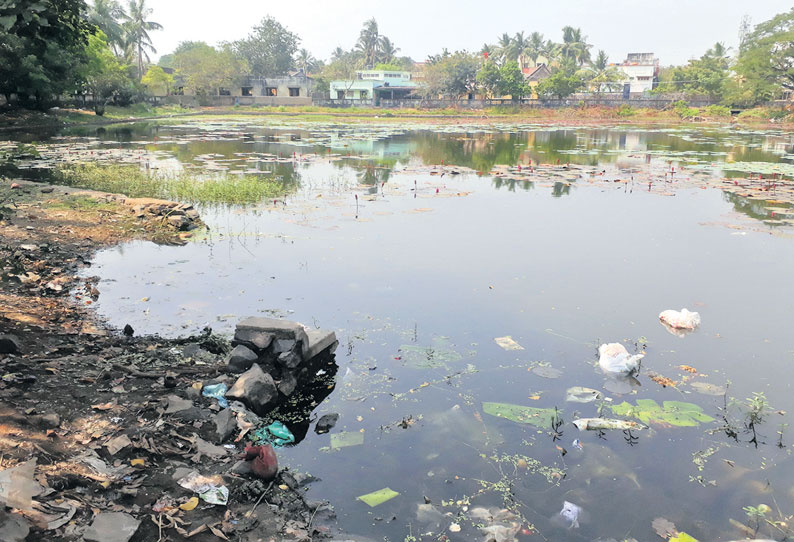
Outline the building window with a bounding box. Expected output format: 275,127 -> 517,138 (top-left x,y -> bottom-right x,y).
241,86 -> 253,96
219,88 -> 230,96
336,90 -> 345,99
637,76 -> 651,81
360,90 -> 368,99
288,87 -> 300,97
265,87 -> 277,96
345,90 -> 353,98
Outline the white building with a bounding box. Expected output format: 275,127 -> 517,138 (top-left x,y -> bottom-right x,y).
616,53 -> 659,93
329,70 -> 417,100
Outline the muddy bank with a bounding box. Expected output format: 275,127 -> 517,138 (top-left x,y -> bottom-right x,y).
0,180 -> 345,541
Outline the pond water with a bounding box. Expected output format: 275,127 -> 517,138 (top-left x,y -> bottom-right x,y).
12,119 -> 794,541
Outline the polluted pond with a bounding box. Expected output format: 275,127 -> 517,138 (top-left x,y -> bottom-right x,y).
3,120 -> 794,541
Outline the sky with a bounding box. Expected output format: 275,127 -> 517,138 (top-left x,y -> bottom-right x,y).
145,0 -> 792,66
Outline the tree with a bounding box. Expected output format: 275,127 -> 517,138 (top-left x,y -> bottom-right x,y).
88,0 -> 126,57
233,16 -> 299,76
578,50 -> 622,93
122,0 -> 162,79
495,33 -> 512,64
421,51 -> 479,99
295,48 -> 320,74
476,60 -> 501,97
559,26 -> 591,66
141,65 -> 173,95
663,47 -> 729,98
477,60 -> 529,99
378,36 -> 399,64
77,30 -> 130,114
0,0 -> 94,107
172,41 -> 243,95
355,18 -> 380,69
526,32 -> 545,66
536,68 -> 584,99
730,8 -> 794,103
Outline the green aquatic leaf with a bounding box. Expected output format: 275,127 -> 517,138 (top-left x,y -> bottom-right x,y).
670,532 -> 698,542
357,487 -> 399,507
330,431 -> 364,449
482,402 -> 558,428
399,336 -> 463,369
609,400 -> 714,427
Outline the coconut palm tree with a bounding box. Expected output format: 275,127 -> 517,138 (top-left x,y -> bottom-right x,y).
296,49 -> 319,74
559,26 -> 591,66
511,31 -> 531,69
378,36 -> 399,64
331,47 -> 347,62
355,18 -> 380,69
578,50 -> 622,93
526,32 -> 545,66
496,33 -> 512,64
89,0 -> 127,57
123,0 -> 162,79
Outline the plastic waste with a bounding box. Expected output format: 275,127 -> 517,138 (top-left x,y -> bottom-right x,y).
177,471 -> 229,506
573,417 -> 645,431
598,343 -> 644,375
659,308 -> 701,330
202,383 -> 228,408
243,444 -> 278,481
251,420 -> 295,447
557,501 -> 584,529
83,512 -> 141,542
566,386 -> 603,403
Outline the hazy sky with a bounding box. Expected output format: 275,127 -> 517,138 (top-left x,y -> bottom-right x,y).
146,1 -> 791,66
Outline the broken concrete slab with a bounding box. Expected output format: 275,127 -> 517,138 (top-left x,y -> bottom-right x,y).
226,364 -> 278,416
277,350 -> 302,370
236,317 -> 309,346
277,372 -> 298,397
83,512 -> 140,542
233,327 -> 273,353
227,344 -> 259,373
306,330 -> 338,361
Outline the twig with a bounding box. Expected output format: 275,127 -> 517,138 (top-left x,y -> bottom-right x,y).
247,480 -> 274,517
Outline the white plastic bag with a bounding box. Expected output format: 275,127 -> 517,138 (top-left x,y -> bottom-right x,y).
598,343 -> 644,375
659,308 -> 701,330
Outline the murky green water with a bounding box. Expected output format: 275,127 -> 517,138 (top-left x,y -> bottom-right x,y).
9,119 -> 794,541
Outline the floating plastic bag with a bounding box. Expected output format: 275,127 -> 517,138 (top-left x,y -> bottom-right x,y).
557,501 -> 584,529
598,343 -> 643,375
202,383 -> 228,408
251,421 -> 295,447
659,308 -> 701,336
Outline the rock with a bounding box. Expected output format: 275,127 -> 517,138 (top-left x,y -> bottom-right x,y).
165,395 -> 193,414
233,328 -> 273,353
227,344 -> 259,373
315,413 -> 339,434
225,364 -> 278,416
40,187 -> 54,194
166,214 -> 191,230
0,335 -> 21,355
237,317 -> 309,343
32,413 -> 60,429
230,459 -> 253,476
0,510 -> 29,542
273,339 -> 297,355
305,330 -> 338,360
213,408 -> 236,441
277,372 -> 297,397
277,350 -> 302,370
122,324 -> 134,337
83,512 -> 140,542
10,183 -> 20,190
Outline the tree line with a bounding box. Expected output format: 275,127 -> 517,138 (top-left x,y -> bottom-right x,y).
1,1 -> 793,111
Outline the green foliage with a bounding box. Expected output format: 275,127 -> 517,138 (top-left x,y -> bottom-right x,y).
421,51 -> 480,99
233,16 -> 299,77
141,65 -> 174,95
482,402 -> 559,428
54,163 -> 295,204
673,100 -> 700,119
610,399 -> 715,427
704,104 -> 730,117
535,68 -> 584,99
616,104 -> 636,117
0,0 -> 94,108
171,42 -> 245,96
77,30 -> 132,114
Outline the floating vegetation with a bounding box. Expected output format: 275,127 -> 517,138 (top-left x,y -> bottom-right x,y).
482,402 -> 559,428
610,399 -> 715,427
398,336 -> 463,369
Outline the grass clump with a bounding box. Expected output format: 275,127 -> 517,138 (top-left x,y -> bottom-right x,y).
54,163 -> 294,205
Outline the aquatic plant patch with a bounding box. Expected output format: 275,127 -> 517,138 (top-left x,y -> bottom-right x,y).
609,399 -> 715,427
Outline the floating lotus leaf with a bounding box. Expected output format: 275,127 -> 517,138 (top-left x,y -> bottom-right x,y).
482,402 -> 559,428
610,399 -> 714,427
357,487 -> 399,507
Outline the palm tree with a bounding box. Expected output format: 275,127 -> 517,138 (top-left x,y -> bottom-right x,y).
578,50 -> 622,93
355,18 -> 380,69
378,36 -> 399,64
526,32 -> 545,66
559,26 -> 591,66
123,0 -> 163,79
496,33 -> 512,64
331,47 -> 347,62
511,31 -> 532,69
706,42 -> 729,59
89,0 -> 127,57
296,49 -> 319,74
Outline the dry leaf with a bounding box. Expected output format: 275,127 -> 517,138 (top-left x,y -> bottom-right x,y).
209,525 -> 229,540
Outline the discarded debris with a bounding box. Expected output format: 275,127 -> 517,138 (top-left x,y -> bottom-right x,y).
495,336 -> 524,350
598,342 -> 644,375
330,431 -> 364,450
202,382 -> 229,408
659,308 -> 701,336
251,420 -> 295,447
555,501 -> 585,529
357,487 -> 399,507
242,444 -> 278,481
572,418 -> 645,431
0,459 -> 42,512
566,386 -> 603,403
83,512 -> 141,542
177,471 -> 230,505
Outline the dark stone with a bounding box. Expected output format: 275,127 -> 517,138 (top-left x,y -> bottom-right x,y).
233,328 -> 273,353
122,324 -> 134,337
213,408 -> 236,442
277,350 -> 302,370
227,344 -> 259,373
273,339 -> 297,355
277,372 -> 297,397
315,413 -> 339,434
0,335 -> 21,355
226,364 -> 278,416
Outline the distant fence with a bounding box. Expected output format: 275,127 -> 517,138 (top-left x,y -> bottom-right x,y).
313,94 -> 717,110
156,95 -> 312,107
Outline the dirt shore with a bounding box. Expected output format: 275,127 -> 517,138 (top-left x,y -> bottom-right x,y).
0,180 -> 338,541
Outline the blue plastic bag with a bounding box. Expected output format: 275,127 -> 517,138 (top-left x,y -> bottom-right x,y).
202,383 -> 228,408
251,421 -> 295,447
